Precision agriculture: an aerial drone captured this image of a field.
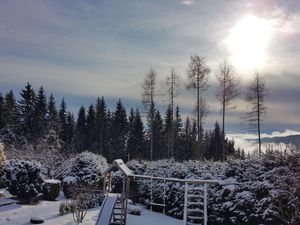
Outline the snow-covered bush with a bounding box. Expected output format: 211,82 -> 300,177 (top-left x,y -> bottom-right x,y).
0,143 -> 6,187
127,204 -> 142,215
5,159 -> 42,202
62,176 -> 77,199
43,179 -> 61,201
127,152 -> 300,225
0,143 -> 5,171
126,159 -> 225,218
59,152 -> 108,187
59,200 -> 75,216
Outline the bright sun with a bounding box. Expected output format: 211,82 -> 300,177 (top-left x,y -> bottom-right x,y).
226,15 -> 272,71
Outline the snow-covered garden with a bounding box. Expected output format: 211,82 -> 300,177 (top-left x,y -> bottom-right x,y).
0,141 -> 299,225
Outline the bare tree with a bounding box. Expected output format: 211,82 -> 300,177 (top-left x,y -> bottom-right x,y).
216,60 -> 239,161
245,72 -> 267,157
163,67 -> 180,158
186,55 -> 210,160
142,68 -> 157,161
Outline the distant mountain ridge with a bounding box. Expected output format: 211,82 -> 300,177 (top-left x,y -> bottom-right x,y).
260,135 -> 300,148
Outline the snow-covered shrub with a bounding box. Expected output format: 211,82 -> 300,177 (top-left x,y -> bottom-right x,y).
43,179 -> 61,201
127,152 -> 300,225
127,204 -> 142,215
59,151 -> 108,187
126,159 -> 225,218
5,159 -> 42,202
62,176 -> 77,199
0,143 -> 6,188
59,200 -> 75,216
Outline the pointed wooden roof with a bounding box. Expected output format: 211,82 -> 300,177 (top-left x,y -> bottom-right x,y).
102,159 -> 132,176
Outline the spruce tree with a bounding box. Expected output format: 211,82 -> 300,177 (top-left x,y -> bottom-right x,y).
66,112 -> 75,144
75,106 -> 87,152
95,97 -> 109,155
59,98 -> 68,142
211,122 -> 223,160
133,109 -> 145,159
127,108 -> 135,160
152,110 -> 164,160
173,106 -> 183,160
4,90 -> 18,126
164,105 -> 173,159
111,100 -> 128,162
86,104 -> 96,152
32,86 -> 47,140
47,93 -> 59,133
181,117 -> 193,160
18,82 -> 35,136
0,93 -> 5,129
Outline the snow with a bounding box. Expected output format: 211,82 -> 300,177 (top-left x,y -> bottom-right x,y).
62,176 -> 76,184
0,191 -> 181,225
44,179 -> 61,184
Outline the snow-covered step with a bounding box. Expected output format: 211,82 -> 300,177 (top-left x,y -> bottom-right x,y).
188,215 -> 203,220
188,201 -> 204,206
186,221 -> 200,225
187,208 -> 203,213
188,187 -> 203,191
150,202 -> 166,207
188,194 -> 204,198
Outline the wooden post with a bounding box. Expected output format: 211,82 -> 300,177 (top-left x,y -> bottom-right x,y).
204,183 -> 207,225
183,182 -> 188,225
124,177 -> 130,225
102,174 -> 107,193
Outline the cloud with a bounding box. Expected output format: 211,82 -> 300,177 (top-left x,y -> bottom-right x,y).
180,0 -> 195,6
0,0 -> 299,134
228,129 -> 300,153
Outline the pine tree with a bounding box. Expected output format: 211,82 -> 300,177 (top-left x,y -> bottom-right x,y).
216,60 -> 239,161
59,98 -> 68,142
127,108 -> 135,160
86,104 -> 96,152
18,82 -> 36,136
152,110 -> 164,160
47,93 -> 59,133
186,55 -> 210,160
164,105 -> 173,159
4,90 -> 18,126
127,108 -> 145,160
0,93 -> 5,129
191,119 -> 198,159
245,72 -> 267,157
111,100 -> 128,162
180,117 -> 193,161
95,97 -> 109,155
162,68 -> 181,158
173,106 -> 183,160
65,112 -> 75,145
142,69 -> 157,161
75,106 -> 87,152
211,122 -> 223,161
32,86 -> 47,140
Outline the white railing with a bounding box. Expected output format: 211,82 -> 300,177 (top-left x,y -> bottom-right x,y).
130,174 -> 218,225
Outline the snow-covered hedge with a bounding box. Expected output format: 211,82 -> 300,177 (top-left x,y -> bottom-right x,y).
5,159 -> 42,201
127,152 -> 300,225
0,143 -> 6,187
58,151 -> 108,187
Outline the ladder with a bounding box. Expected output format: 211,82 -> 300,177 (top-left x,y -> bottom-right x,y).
111,195 -> 126,225
183,182 -> 208,225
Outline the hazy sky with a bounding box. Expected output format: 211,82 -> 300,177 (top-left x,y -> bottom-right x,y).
0,0 -> 299,133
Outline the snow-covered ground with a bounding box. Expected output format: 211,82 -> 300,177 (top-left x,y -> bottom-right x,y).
0,191 -> 181,225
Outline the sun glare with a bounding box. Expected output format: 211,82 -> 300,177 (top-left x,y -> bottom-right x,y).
226,15 -> 272,71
